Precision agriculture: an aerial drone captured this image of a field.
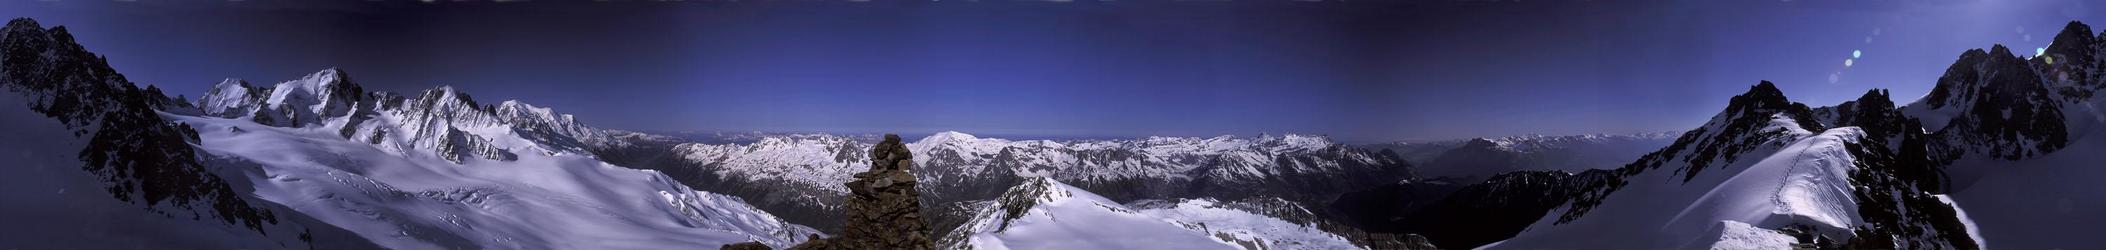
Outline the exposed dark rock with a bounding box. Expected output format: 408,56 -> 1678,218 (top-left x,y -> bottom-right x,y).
2041,21 -> 2101,99
1920,45 -> 2069,163
1330,178 -> 1468,230
790,134 -> 934,250
1840,132 -> 1979,249
1546,80 -> 1979,248
1332,170 -> 1605,250
720,241 -> 771,250
0,17 -> 278,234
1815,89 -> 1907,139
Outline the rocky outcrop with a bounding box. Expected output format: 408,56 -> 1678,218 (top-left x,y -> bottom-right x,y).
1912,45 -> 2069,163
720,241 -> 771,250
0,17 -> 280,233
791,134 -> 935,250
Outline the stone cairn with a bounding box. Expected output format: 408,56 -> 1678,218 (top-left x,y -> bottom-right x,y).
776,134 -> 935,250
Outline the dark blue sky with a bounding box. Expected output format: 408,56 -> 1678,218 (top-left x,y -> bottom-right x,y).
4,0 -> 2102,142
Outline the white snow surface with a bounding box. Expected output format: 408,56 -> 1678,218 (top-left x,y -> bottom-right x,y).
1924,76 -> 2106,249
948,178 -> 1358,250
1694,220 -> 1800,250
1132,199 -> 1365,250
1490,116 -> 1868,249
0,92 -> 330,249
172,114 -> 819,249
1940,97 -> 2106,249
164,69 -> 821,249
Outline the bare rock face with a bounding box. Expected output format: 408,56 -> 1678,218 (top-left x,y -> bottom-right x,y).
718,241 -> 770,250
791,134 -> 935,250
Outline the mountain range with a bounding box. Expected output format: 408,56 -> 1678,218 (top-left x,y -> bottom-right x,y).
5,16 -> 2106,249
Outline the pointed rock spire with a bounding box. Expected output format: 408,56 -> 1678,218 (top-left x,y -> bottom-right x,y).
2047,21 -> 2097,60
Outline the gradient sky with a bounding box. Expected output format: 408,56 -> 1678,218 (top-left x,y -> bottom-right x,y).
3,0 -> 2102,142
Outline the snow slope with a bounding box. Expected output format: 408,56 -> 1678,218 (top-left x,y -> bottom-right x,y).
1129,198 -> 1365,250
941,177 -> 1359,250
1941,92 -> 2106,249
1490,116 -> 1864,249
0,90 -> 376,249
169,92 -> 818,248
1897,22 -> 2106,249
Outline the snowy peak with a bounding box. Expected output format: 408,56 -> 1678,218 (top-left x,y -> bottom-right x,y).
1257,133 -> 1335,152
1668,81 -> 1823,181
921,131 -> 980,143
1554,82 -> 1823,224
185,68 -> 613,164
197,78 -> 267,117
195,68 -> 370,126
1000,177 -> 1075,212
262,68 -> 364,125
495,100 -> 606,152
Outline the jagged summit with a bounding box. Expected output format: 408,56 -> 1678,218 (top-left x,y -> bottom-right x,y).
190,67 -> 612,163
2048,21 -> 2097,59
4,18 -> 46,35
1909,35 -> 2071,162
1722,81 -> 1814,129
5,17 -> 35,26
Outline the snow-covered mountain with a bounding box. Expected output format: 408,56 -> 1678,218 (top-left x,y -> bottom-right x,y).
0,18 -> 817,249
938,177 -> 1363,250
16,13 -> 2106,249
181,72 -> 825,248
193,70 -> 615,164
1486,81 -> 1977,249
1922,21 -> 2106,249
626,131 -> 1415,234
1473,23 -> 2106,249
1324,23 -> 2106,249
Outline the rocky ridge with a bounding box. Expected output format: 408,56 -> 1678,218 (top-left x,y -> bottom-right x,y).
621,131 -> 1414,234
